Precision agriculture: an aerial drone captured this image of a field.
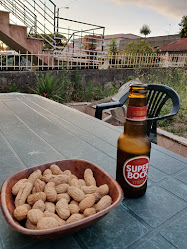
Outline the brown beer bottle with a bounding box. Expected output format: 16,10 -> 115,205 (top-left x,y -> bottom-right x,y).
116,83 -> 151,198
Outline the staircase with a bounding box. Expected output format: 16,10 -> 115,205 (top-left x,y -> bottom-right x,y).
0,0 -> 105,67
0,10 -> 46,64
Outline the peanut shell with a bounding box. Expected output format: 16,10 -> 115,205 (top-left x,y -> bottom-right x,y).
44,211 -> 65,226
50,164 -> 63,175
56,193 -> 70,203
45,202 -> 56,213
79,195 -> 95,212
83,207 -> 96,217
84,169 -> 96,186
28,169 -> 42,183
55,183 -> 69,194
44,182 -> 57,202
15,181 -> 33,207
43,169 -> 52,176
14,205 -> 30,221
68,204 -> 80,214
95,195 -> 112,212
25,219 -> 37,230
68,186 -> 85,202
12,179 -> 28,195
34,179 -> 46,192
81,185 -> 97,194
41,174 -> 69,185
32,200 -> 45,211
37,217 -> 58,230
66,214 -> 83,224
27,192 -> 46,205
27,209 -> 44,224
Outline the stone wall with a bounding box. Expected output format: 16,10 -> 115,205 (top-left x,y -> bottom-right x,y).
0,67 -> 186,93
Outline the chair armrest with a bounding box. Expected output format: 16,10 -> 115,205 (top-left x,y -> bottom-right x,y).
147,113 -> 176,121
95,101 -> 122,119
147,102 -> 180,121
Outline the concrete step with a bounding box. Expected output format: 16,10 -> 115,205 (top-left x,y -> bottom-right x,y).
0,10 -> 46,64
0,11 -> 10,26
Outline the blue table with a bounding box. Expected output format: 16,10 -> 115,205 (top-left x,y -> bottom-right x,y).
0,93 -> 186,249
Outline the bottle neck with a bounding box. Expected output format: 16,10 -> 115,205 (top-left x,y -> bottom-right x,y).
124,120 -> 147,136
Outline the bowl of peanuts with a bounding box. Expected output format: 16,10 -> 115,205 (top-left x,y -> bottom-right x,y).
0,159 -> 123,239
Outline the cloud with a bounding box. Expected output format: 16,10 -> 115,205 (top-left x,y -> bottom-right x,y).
111,0 -> 187,19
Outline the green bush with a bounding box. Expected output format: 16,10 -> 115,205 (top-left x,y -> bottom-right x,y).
31,71 -> 63,101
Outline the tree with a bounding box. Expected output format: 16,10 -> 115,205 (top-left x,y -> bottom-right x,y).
179,16 -> 187,38
108,38 -> 119,55
123,39 -> 153,54
140,24 -> 151,38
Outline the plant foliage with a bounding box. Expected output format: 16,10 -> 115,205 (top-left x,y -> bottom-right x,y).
179,16 -> 187,38
31,71 -> 62,100
140,24 -> 151,37
123,39 -> 153,54
108,38 -> 119,55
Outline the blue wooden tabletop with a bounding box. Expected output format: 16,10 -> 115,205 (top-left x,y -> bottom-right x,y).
0,93 -> 186,249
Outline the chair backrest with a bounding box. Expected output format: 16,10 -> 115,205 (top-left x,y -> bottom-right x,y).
146,84 -> 180,142
147,84 -> 180,120
110,82 -> 180,143
112,79 -> 142,103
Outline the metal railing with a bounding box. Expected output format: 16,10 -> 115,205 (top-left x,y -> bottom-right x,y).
0,51 -> 186,71
0,0 -> 105,53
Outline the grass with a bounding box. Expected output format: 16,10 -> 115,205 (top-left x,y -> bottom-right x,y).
137,68 -> 187,138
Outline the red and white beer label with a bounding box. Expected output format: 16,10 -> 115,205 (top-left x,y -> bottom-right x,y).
126,106 -> 147,120
123,156 -> 149,188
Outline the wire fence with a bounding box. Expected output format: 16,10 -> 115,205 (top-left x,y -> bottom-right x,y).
0,51 -> 186,71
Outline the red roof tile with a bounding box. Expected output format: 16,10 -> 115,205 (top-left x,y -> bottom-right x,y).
159,38 -> 187,52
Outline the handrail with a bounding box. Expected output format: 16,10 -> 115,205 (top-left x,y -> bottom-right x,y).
0,0 -> 105,53
56,17 -> 105,29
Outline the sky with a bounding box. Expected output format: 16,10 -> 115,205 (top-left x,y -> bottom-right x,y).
54,0 -> 187,37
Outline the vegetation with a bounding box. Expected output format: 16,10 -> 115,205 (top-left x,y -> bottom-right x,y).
31,67 -> 118,103
179,16 -> 187,38
108,38 -> 119,55
123,39 -> 153,54
30,67 -> 186,138
130,68 -> 187,138
140,25 -> 151,38
9,83 -> 20,92
31,71 -> 62,101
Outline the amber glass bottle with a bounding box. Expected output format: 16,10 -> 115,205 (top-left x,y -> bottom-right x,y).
116,84 -> 151,198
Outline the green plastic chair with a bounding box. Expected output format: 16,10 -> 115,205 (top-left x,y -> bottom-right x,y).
95,82 -> 180,144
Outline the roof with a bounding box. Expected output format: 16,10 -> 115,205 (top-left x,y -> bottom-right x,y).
159,38 -> 187,52
104,33 -> 141,40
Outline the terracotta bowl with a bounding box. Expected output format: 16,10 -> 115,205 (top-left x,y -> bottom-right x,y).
0,159 -> 123,239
